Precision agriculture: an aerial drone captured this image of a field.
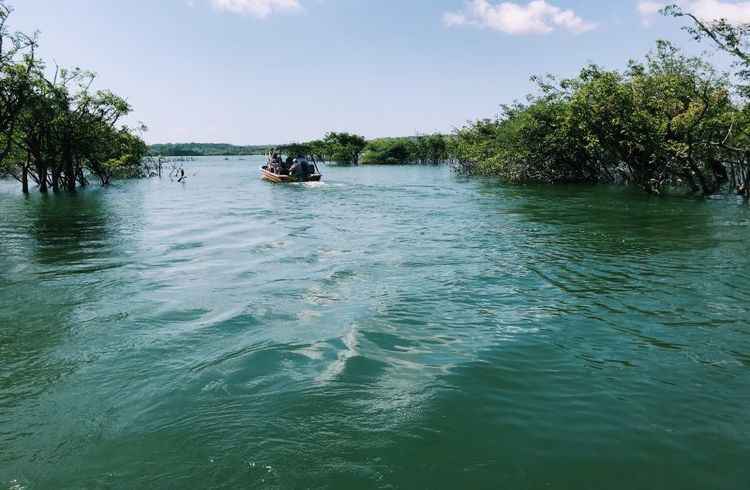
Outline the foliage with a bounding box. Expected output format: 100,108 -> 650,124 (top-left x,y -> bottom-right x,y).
663,4 -> 750,97
360,138 -> 413,165
453,41 -> 742,195
662,4 -> 750,196
0,1 -> 148,193
266,133 -> 366,165
270,133 -> 452,166
278,140 -> 329,161
322,132 -> 367,164
360,134 -> 450,165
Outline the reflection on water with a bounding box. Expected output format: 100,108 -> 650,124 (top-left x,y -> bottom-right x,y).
0,189 -> 140,482
29,192 -> 113,266
0,160 -> 748,489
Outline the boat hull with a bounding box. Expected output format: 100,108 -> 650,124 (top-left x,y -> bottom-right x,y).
260,166 -> 322,183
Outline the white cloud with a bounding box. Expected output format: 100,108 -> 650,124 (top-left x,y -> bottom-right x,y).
638,0 -> 750,26
637,1 -> 663,17
637,1 -> 665,25
443,0 -> 597,35
211,0 -> 301,18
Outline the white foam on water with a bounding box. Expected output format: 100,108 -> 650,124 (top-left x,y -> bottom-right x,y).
318,326 -> 359,383
295,343 -> 325,360
302,181 -> 327,189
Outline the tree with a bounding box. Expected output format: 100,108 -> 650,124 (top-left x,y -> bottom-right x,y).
323,132 -> 367,164
663,5 -> 750,97
453,41 -> 738,195
663,5 -> 750,196
358,135 -> 450,165
0,2 -> 148,193
360,138 -> 414,165
0,0 -> 38,191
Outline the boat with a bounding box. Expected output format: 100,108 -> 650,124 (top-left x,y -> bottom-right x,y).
260,154 -> 322,183
260,165 -> 322,183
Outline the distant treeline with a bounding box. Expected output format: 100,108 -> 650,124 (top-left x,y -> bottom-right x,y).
148,143 -> 273,157
0,2 -> 149,193
452,6 -> 750,198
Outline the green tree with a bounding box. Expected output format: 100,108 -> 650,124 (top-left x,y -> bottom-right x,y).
663,4 -> 750,196
0,2 -> 148,193
0,1 -> 38,190
454,42 -> 737,195
323,132 -> 367,164
360,138 -> 414,165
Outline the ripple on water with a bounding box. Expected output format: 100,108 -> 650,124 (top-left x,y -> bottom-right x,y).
1,163 -> 749,488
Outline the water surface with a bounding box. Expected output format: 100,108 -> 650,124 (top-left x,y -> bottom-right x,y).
1,157 -> 749,489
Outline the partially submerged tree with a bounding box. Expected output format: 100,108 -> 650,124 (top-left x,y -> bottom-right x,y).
360,138 -> 414,165
323,132 -> 367,164
0,1 -> 148,193
453,41 -> 739,196
359,135 -> 450,165
663,4 -> 750,196
0,1 -> 37,186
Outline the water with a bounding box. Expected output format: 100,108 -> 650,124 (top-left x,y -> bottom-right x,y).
1,157 -> 749,489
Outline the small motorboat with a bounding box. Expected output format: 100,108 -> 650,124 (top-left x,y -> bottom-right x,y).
261,154 -> 322,183
260,165 -> 322,183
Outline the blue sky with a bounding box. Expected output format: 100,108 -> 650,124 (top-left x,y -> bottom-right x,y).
9,1 -> 743,144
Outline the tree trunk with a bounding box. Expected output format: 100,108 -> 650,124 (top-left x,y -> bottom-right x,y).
710,159 -> 728,185
37,163 -> 48,192
21,165 -> 29,194
64,145 -> 76,192
689,160 -> 715,195
682,171 -> 700,194
77,165 -> 88,187
51,168 -> 61,192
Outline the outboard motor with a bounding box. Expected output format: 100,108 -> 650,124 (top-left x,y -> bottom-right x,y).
290,160 -> 304,180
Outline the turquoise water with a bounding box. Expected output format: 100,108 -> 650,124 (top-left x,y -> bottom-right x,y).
1,157 -> 749,489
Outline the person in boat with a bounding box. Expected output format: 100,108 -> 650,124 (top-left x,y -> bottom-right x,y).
269,152 -> 282,173
289,158 -> 300,179
278,155 -> 290,175
283,156 -> 294,175
290,158 -> 310,180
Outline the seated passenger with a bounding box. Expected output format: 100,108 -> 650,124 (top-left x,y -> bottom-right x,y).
290,159 -> 305,180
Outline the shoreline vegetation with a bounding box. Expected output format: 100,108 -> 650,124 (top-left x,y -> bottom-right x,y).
2,2 -> 749,200
0,2 -> 150,194
452,7 -> 750,199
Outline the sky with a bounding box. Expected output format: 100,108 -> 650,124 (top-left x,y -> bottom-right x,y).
8,0 -> 748,145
